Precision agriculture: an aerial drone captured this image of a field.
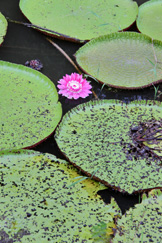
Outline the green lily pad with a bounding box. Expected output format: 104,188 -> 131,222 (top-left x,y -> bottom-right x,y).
75,32 -> 162,89
112,189 -> 162,242
136,0 -> 162,42
0,12 -> 7,45
19,0 -> 138,42
0,149 -> 121,242
55,99 -> 162,194
0,61 -> 62,151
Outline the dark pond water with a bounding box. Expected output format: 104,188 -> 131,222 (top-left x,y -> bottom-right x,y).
0,0 -> 159,213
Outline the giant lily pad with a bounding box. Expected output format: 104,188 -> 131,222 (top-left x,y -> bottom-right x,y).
0,61 -> 62,151
55,100 -> 162,194
19,0 -> 138,42
112,189 -> 162,242
0,149 -> 121,242
0,12 -> 7,45
75,32 -> 162,89
136,0 -> 162,42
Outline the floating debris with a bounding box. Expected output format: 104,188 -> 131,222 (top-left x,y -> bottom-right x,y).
25,59 -> 43,71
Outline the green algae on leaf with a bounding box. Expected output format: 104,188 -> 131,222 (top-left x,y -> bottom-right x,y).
0,12 -> 7,45
75,32 -> 162,89
0,150 -> 121,242
0,61 -> 62,151
19,0 -> 138,42
55,99 -> 162,194
112,189 -> 162,242
136,0 -> 162,42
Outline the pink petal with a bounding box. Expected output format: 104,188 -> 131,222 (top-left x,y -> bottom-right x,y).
57,84 -> 66,89
79,91 -> 89,98
73,93 -> 80,99
58,79 -> 67,85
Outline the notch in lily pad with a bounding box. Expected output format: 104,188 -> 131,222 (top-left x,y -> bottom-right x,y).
112,189 -> 162,242
55,99 -> 162,194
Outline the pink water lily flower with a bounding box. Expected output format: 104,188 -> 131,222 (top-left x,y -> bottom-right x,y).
57,73 -> 92,99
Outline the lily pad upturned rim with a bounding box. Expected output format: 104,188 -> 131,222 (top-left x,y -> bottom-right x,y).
19,0 -> 138,43
0,12 -> 8,45
75,31 -> 162,89
55,99 -> 162,194
0,60 -> 62,151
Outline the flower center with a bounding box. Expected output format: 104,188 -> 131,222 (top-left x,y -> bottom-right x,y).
67,80 -> 82,93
